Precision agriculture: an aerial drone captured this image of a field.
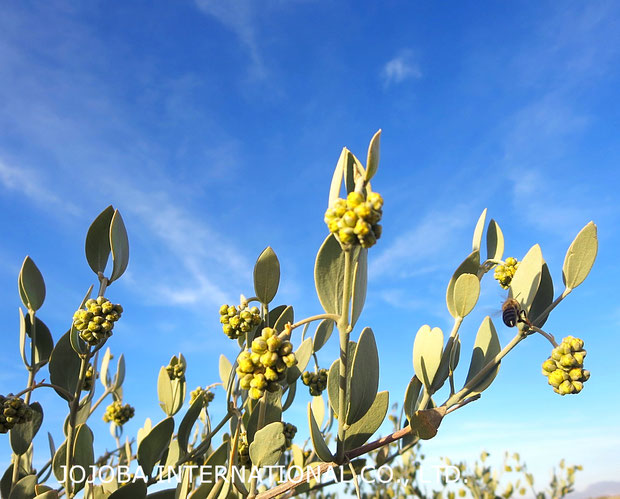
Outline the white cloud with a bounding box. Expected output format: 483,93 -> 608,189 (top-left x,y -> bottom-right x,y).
194,0 -> 267,79
0,159 -> 81,216
381,50 -> 422,87
370,204 -> 475,279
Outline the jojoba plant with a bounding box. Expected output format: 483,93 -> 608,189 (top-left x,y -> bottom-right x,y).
1,131 -> 598,499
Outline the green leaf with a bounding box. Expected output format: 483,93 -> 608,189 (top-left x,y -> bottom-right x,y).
218,355 -> 232,388
328,148 -> 347,209
73,423 -> 95,493
346,328 -> 379,425
137,417 -> 174,477
9,474 -> 37,499
51,437 -> 66,482
465,316 -> 501,395
273,305 -> 293,333
486,219 -> 504,261
100,347 -> 113,389
249,422 -> 285,468
529,263 -> 554,327
563,221 -> 598,290
108,481 -> 147,499
24,316 -> 54,366
344,150 -> 362,194
109,210 -> 129,283
253,247 -> 280,304
85,206 -> 114,275
311,394 -> 325,428
327,342 -> 355,416
472,209 -> 487,252
350,248 -> 367,328
431,335 -> 459,394
308,404 -> 333,462
281,381 -> 296,412
412,325 -> 444,392
247,390 -> 282,443
365,129 -> 381,182
34,491 -> 58,499
10,403 -> 43,455
312,319 -> 335,352
452,273 -> 480,318
315,235 -> 364,316
446,250 -> 480,318
69,286 -> 94,356
2,465 -> 27,499
157,367 -> 185,417
203,440 -> 229,469
403,376 -> 423,422
345,391 -> 388,450
18,256 -> 46,311
49,331 -> 81,402
286,337 -> 313,385
509,244 -> 543,312
178,394 -> 204,455
410,407 -> 446,440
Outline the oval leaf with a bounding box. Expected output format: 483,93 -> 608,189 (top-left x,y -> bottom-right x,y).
249,422 -> 285,468
345,391 -> 389,450
286,338 -> 313,385
412,326 -> 444,392
328,148 -> 347,209
465,316 -> 501,395
350,248 -> 367,328
486,219 -> 504,261
137,417 -> 174,477
446,251 -> 480,318
25,316 -> 54,366
365,129 -> 381,182
529,263 -> 554,328
346,328 -> 379,425
10,403 -> 43,456
109,210 -> 129,283
563,221 -> 597,290
312,319 -> 335,353
85,206 -> 114,276
9,474 -> 37,499
452,273 -> 480,318
403,376 -> 423,423
308,404 -> 333,462
472,209 -> 487,253
509,244 -> 543,312
49,331 -> 81,402
253,247 -> 280,304
108,481 -> 147,499
178,394 -> 204,455
19,256 -> 46,311
218,355 -> 232,388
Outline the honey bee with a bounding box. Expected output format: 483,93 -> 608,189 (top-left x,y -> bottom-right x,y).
501,298 -> 532,328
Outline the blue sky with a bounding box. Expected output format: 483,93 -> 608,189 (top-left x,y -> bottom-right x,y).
1,0 -> 619,495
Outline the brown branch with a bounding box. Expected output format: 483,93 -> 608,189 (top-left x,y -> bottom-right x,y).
256,425 -> 413,499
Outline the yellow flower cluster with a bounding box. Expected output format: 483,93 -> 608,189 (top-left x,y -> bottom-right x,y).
189,387 -> 215,407
73,297 -> 123,345
494,257 -> 519,289
301,369 -> 328,396
103,401 -> 135,425
220,304 -> 261,340
283,422 -> 297,449
166,355 -> 186,381
82,364 -> 95,391
324,191 -> 383,248
0,396 -> 33,433
236,326 -> 297,400
542,336 -> 590,395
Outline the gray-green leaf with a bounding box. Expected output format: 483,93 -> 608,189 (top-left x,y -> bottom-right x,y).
464,316 -> 501,395
18,256 -> 46,311
137,417 -> 174,477
446,251 -> 480,318
346,328 -> 379,425
563,221 -> 597,290
249,422 -> 285,468
253,247 -> 280,304
109,210 -> 129,283
85,206 -> 114,275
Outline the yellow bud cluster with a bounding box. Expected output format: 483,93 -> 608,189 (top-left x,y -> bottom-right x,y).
542,336 -> 590,395
103,401 -> 135,425
238,432 -> 251,467
283,422 -> 297,449
82,364 -> 96,392
494,257 -> 519,289
73,297 -> 123,345
324,191 -> 383,248
189,387 -> 215,408
219,304 -> 261,340
301,369 -> 328,396
0,396 -> 33,433
166,355 -> 186,381
236,327 -> 297,400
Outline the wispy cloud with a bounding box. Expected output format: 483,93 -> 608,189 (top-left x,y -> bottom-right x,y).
381,49 -> 422,87
0,159 -> 81,216
194,0 -> 267,79
370,204 -> 475,279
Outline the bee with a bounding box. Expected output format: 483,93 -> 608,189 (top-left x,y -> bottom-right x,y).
501,298 -> 532,328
